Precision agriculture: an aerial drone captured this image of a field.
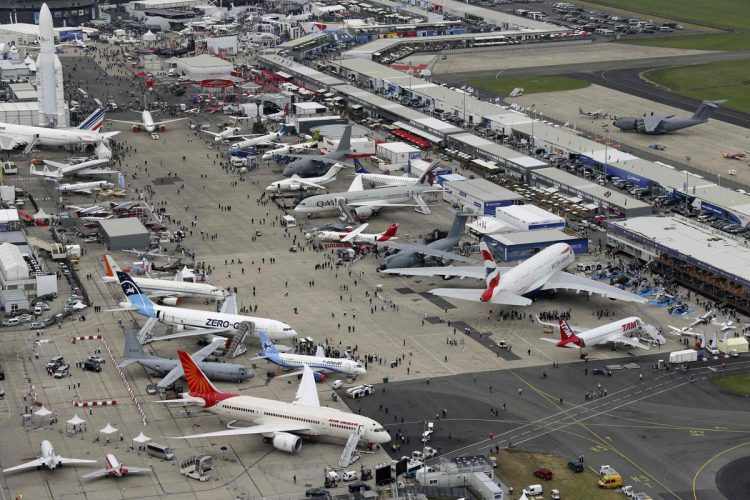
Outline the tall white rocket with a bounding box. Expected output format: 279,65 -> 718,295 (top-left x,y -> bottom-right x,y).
36,3 -> 67,128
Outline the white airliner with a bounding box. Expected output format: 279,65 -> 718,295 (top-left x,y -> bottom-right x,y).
109,110 -> 187,133
231,125 -> 287,149
382,241 -> 647,306
81,453 -> 151,480
254,331 -> 366,380
115,271 -> 296,342
57,180 -> 113,194
262,140 -> 318,160
103,255 -> 226,305
310,222 -> 399,244
2,440 -> 97,473
164,351 -> 390,453
201,126 -> 249,142
540,317 -> 647,349
31,157 -> 115,179
266,163 -> 346,193
0,108 -> 118,153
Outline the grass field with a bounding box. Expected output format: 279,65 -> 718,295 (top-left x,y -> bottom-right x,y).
711,372 -> 750,396
646,60 -> 750,113
468,75 -> 589,97
497,449 -> 622,499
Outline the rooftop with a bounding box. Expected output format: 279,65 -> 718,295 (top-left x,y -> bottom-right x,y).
99,217 -> 149,237
446,178 -> 524,201
490,229 -> 576,245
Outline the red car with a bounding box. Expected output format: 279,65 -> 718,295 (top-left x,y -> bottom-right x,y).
534,468 -> 553,481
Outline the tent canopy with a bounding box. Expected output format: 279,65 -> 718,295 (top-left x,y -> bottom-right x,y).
34,406 -> 52,417
67,414 -> 85,425
99,423 -> 118,434
133,431 -> 151,444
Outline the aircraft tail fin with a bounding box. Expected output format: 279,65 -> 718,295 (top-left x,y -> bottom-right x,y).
417,161 -> 439,185
448,213 -> 468,239
479,241 -> 500,302
122,329 -> 148,360
102,255 -> 122,281
115,271 -> 155,317
335,125 -> 352,153
258,331 -> 278,356
377,223 -> 399,241
78,108 -> 105,131
323,163 -> 345,180
559,319 -> 583,347
692,101 -> 721,121
177,351 -> 231,406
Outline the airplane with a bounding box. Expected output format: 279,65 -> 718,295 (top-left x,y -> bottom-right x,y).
540,317 -> 647,349
109,110 -> 187,133
381,241 -> 647,306
579,107 -> 607,119
103,255 -> 226,305
2,440 -> 97,473
57,180 -> 113,194
266,163 -> 346,194
115,271 -> 297,342
293,164 -> 440,221
377,213 -> 473,269
253,331 -> 366,381
31,157 -> 115,179
613,101 -> 721,134
309,222 -> 399,244
81,453 -> 151,480
353,171 -> 419,189
162,351 -> 390,453
201,126 -> 243,142
0,108 -> 118,154
282,125 -> 354,178
230,124 -> 288,150
119,329 -> 253,389
261,140 -> 319,161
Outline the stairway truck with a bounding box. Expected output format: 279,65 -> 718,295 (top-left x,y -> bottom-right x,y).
668,349 -> 697,364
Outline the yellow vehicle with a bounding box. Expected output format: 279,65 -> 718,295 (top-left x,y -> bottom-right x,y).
598,473 -> 623,489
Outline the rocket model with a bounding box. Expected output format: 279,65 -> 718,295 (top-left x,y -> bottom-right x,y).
36,3 -> 67,128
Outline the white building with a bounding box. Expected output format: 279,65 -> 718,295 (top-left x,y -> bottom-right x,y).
495,204 -> 565,231
175,54 -> 233,80
376,141 -> 421,168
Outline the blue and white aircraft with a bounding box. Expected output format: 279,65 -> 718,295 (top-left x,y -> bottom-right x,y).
254,331 -> 366,381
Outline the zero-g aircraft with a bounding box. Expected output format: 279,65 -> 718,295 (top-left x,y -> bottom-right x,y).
382,241 -> 646,306
163,352 -> 390,454
613,101 -> 721,134
119,329 -> 253,389
114,271 -> 297,342
293,163 -> 440,221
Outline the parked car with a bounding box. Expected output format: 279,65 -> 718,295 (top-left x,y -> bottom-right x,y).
568,461 -> 584,473
534,468 -> 553,481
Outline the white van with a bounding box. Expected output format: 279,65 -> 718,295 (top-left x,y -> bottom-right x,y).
524,484 -> 543,496
281,215 -> 296,228
146,442 -> 175,460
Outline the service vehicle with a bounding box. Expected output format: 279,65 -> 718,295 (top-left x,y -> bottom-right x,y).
599,473 -> 623,489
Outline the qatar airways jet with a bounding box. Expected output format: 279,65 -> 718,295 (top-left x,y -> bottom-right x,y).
163,351 -> 390,454
381,241 -> 646,306
541,317 -> 648,349
310,223 -> 399,244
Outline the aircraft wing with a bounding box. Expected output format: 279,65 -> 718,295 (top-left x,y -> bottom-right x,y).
376,241 -> 476,263
2,458 -> 46,473
295,178 -> 328,191
220,294 -> 238,315
81,468 -> 109,480
340,223 -> 369,242
613,336 -> 650,350
642,114 -> 664,133
157,339 -> 224,388
293,366 -> 320,407
124,466 -> 151,475
380,265 -> 489,279
347,200 -> 425,208
108,119 -> 142,126
59,457 -> 98,466
170,422 -> 309,440
0,133 -> 30,150
153,118 -> 188,126
542,271 -> 647,303
430,288 -> 532,306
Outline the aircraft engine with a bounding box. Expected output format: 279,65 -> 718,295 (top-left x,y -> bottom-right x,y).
159,125 -> 166,132
353,207 -> 374,220
160,297 -> 179,306
272,432 -> 302,453
313,371 -> 327,383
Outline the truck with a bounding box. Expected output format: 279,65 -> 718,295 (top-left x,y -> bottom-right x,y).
2,162 -> 17,175
668,349 -> 698,364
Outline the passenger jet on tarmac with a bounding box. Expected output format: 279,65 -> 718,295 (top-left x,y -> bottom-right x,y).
381,241 -> 646,306
540,317 -> 648,349
109,110 -> 187,133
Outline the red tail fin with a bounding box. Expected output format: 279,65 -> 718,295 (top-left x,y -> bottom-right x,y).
177,351 -> 235,406
558,320 -> 583,347
378,223 -> 399,241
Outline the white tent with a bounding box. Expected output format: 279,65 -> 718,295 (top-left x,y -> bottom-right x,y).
34,406 -> 52,417
133,432 -> 151,450
66,414 -> 86,433
100,422 -> 118,435
142,30 -> 156,42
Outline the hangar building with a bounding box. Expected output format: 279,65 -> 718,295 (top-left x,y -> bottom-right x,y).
99,218 -> 150,251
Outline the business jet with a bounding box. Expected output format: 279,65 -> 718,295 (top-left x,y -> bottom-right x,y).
266,163 -> 346,194
81,454 -> 150,480
2,440 -> 97,473
381,241 -> 646,306
261,140 -> 319,161
31,157 -> 115,179
163,351 -> 390,453
309,222 -> 399,244
109,110 -> 187,133
57,180 -> 113,194
103,255 -> 226,305
231,124 -> 288,149
254,331 -> 366,381
0,108 -> 118,153
202,126 -> 247,142
115,271 -> 297,342
540,317 -> 647,349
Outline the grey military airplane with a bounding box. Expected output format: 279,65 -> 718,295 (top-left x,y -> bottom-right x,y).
293,163 -> 440,221
118,329 -> 253,389
613,101 -> 721,134
378,213 -> 474,270
282,125 -> 353,178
